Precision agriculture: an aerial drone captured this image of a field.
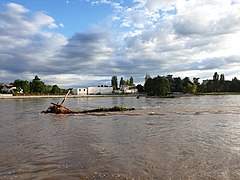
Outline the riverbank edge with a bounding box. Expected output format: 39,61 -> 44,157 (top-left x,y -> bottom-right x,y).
146,92 -> 240,98
197,92 -> 240,95
2,92 -> 240,99
0,94 -> 144,99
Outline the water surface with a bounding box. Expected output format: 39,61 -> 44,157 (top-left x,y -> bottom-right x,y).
1,95 -> 240,179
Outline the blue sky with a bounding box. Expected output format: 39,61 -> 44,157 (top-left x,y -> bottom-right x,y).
1,0 -> 115,36
1,0 -> 240,88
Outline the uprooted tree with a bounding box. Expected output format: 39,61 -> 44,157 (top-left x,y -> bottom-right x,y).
42,90 -> 135,114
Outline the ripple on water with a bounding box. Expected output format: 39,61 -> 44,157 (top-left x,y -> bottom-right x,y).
1,96 -> 240,179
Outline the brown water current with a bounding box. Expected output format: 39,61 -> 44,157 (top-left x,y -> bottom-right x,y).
1,95 -> 240,179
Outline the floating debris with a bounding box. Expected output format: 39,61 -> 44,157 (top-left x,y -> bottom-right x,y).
42,90 -> 135,114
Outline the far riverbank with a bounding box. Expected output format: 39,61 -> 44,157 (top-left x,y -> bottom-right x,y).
2,92 -> 240,99
0,94 -> 143,99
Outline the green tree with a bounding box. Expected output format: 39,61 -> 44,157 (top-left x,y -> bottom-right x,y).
206,80 -> 214,92
144,77 -> 154,95
144,76 -> 170,96
50,85 -> 61,94
186,83 -> 197,94
229,77 -> 240,92
145,74 -> 151,83
192,84 -> 198,94
193,77 -> 200,85
154,76 -> 170,96
129,76 -> 134,86
193,77 -> 200,93
166,75 -> 173,82
213,72 -> 219,82
166,75 -> 173,91
212,72 -> 220,92
172,77 -> 183,92
220,74 -> 225,82
182,77 -> 191,86
111,76 -> 118,90
136,84 -> 144,93
30,76 -> 46,94
120,77 -> 125,87
126,79 -> 130,86
219,74 -> 225,92
45,85 -> 52,94
182,77 -> 192,93
13,79 -> 30,94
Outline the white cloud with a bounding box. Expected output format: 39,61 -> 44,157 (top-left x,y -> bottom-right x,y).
1,1 -> 240,87
0,3 -> 67,83
59,23 -> 65,28
5,2 -> 29,14
105,0 -> 240,82
174,0 -> 240,36
33,12 -> 59,29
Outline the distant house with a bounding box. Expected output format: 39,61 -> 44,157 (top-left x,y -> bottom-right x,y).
72,88 -> 88,95
1,84 -> 17,93
72,86 -> 113,95
119,85 -> 138,94
88,87 -> 113,95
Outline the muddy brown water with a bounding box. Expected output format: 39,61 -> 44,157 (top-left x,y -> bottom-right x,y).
1,95 -> 240,179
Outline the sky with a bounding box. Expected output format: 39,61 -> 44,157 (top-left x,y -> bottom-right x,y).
1,0 -> 240,88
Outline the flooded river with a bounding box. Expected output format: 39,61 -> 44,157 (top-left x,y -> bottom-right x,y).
1,95 -> 240,179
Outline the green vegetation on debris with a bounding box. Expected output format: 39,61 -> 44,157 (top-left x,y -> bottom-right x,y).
80,106 -> 135,113
42,91 -> 135,114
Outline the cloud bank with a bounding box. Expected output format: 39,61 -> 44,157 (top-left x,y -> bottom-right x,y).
1,1 -> 240,87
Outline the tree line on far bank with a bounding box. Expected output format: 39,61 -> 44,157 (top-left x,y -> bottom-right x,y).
0,75 -> 66,95
111,76 -> 134,90
2,72 -> 240,96
142,72 -> 240,96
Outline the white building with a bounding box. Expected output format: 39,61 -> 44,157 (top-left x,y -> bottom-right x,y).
119,85 -> 138,94
73,87 -> 113,95
88,87 -> 113,95
72,88 -> 88,95
1,84 -> 17,93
